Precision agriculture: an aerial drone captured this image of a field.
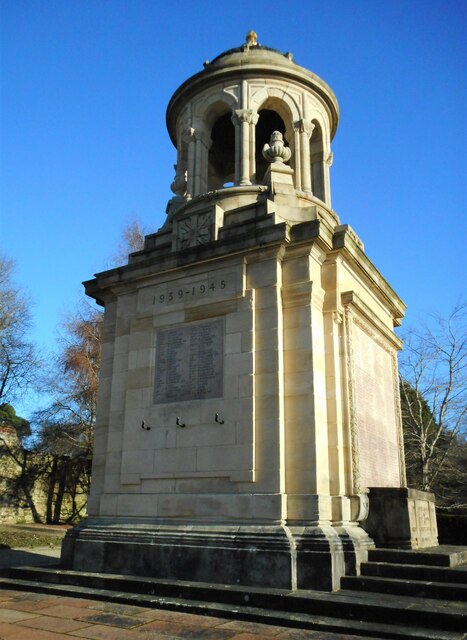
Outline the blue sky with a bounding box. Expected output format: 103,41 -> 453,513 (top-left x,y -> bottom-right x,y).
1,1 -> 466,418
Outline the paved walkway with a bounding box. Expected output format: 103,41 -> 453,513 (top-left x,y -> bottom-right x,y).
0,547 -> 61,569
0,548 -> 377,640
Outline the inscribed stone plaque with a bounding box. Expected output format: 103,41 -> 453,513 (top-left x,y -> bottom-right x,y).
353,323 -> 400,488
154,318 -> 224,403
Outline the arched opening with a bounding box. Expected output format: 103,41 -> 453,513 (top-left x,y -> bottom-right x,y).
208,112 -> 236,190
255,109 -> 287,184
310,122 -> 325,201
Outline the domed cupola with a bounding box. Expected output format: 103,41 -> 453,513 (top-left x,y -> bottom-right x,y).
165,31 -> 339,224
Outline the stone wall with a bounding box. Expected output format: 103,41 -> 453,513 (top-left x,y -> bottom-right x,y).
0,426 -> 87,524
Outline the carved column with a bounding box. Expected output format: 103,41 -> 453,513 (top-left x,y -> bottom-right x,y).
294,120 -> 315,194
182,125 -> 211,197
194,126 -> 212,195
293,126 -> 301,190
232,109 -> 257,186
249,111 -> 259,181
324,151 -> 333,207
182,127 -> 196,198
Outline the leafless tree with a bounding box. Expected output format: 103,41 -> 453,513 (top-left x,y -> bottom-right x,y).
107,217 -> 148,267
28,302 -> 101,522
35,302 -> 102,453
0,255 -> 39,405
399,303 -> 466,498
0,219 -> 147,523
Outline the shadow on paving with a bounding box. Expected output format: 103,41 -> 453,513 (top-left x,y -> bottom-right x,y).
0,546 -> 61,569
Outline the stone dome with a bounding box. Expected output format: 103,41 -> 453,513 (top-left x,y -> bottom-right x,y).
167,37 -> 339,146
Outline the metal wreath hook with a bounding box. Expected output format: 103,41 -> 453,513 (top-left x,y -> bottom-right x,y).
176,416 -> 186,428
215,413 -> 225,424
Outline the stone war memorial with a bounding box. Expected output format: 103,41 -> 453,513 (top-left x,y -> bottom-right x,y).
62,32 -> 438,591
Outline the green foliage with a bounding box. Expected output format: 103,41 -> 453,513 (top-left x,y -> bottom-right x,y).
0,403 -> 31,437
0,525 -> 65,549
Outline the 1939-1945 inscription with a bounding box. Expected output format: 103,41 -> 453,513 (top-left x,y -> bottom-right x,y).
154,318 -> 224,404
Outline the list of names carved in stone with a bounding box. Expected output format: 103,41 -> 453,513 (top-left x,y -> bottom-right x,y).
154,318 -> 224,403
353,324 -> 400,488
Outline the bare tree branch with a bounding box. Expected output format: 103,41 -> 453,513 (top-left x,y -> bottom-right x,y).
0,255 -> 40,405
399,303 -> 467,501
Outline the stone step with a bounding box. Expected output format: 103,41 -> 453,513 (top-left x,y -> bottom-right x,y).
0,566 -> 466,637
368,546 -> 467,568
341,574 -> 467,601
362,561 -> 467,585
0,574 -> 463,640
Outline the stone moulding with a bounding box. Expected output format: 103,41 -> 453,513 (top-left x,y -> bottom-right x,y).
343,302 -> 361,495
61,521 -> 371,591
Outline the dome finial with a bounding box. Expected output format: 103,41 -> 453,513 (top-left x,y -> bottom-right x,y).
246,30 -> 258,47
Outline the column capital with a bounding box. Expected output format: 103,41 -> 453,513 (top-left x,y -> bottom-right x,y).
293,119 -> 315,138
181,126 -> 196,144
195,120 -> 212,147
181,125 -> 211,148
232,109 -> 259,126
332,310 -> 344,324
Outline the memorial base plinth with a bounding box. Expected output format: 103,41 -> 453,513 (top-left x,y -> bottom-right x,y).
362,487 -> 438,549
61,521 -> 374,591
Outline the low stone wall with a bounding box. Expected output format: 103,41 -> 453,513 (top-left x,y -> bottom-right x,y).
0,428 -> 87,524
362,487 -> 438,549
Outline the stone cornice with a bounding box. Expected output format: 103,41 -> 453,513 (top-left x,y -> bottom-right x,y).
332,226 -> 406,326
83,225 -> 290,304
341,290 -> 403,350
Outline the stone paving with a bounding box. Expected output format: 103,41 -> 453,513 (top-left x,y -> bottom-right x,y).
0,587 -> 382,640
0,546 -> 381,639
0,547 -> 61,569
